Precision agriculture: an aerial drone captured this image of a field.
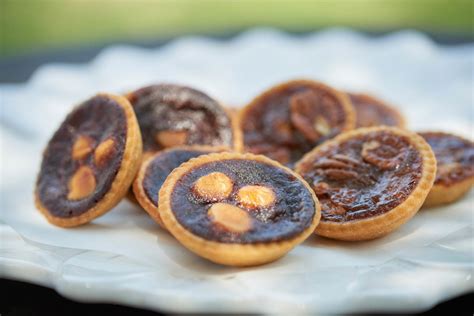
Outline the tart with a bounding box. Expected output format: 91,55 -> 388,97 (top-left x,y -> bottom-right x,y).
419,131 -> 474,207
133,146 -> 228,226
158,152 -> 321,266
295,126 -> 436,241
126,84 -> 242,155
348,92 -> 406,128
239,79 -> 355,166
35,94 -> 142,227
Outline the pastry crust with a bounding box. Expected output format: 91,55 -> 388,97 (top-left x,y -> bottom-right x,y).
295,126 -> 436,241
419,131 -> 474,207
423,177 -> 474,207
348,92 -> 406,128
225,106 -> 243,152
126,189 -> 140,205
35,93 -> 143,227
132,145 -> 229,227
158,152 -> 321,266
238,79 -> 356,165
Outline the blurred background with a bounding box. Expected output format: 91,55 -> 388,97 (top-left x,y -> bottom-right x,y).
1,0 -> 473,81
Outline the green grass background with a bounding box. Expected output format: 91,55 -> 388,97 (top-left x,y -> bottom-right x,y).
1,0 -> 472,56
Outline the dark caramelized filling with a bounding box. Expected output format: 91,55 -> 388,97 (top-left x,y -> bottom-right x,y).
37,95 -> 127,218
349,93 -> 402,128
298,131 -> 422,222
242,83 -> 349,166
170,159 -> 316,243
420,132 -> 474,186
128,84 -> 233,152
142,149 -> 214,206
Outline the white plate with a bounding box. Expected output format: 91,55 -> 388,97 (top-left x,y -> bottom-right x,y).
0,28 -> 473,314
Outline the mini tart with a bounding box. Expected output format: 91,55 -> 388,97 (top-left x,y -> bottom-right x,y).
35,93 -> 143,227
348,92 -> 406,128
126,84 -> 241,153
295,126 -> 436,241
133,145 -> 228,227
239,79 -> 355,166
158,152 -> 321,266
419,131 -> 474,207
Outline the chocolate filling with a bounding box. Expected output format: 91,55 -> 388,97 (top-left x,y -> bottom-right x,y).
241,82 -> 349,166
36,95 -> 127,218
420,132 -> 474,186
143,149 -> 214,206
349,93 -> 402,128
128,84 -> 233,152
298,131 -> 422,222
170,159 -> 316,243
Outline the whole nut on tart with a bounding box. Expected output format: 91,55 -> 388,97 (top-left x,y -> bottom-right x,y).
290,90 -> 336,141
193,172 -> 233,201
155,130 -> 188,148
313,116 -> 331,137
67,166 -> 96,200
237,185 -> 276,209
208,203 -> 252,233
361,137 -> 406,170
72,135 -> 94,160
94,138 -> 116,166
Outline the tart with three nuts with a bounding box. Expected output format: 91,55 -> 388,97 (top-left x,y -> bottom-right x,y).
126,84 -> 242,155
295,126 -> 436,241
419,131 -> 474,207
239,79 -> 355,166
348,92 -> 406,128
158,152 -> 321,266
35,94 -> 142,227
133,146 -> 228,226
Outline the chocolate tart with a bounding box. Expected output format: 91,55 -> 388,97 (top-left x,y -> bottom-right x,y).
133,146 -> 228,227
295,126 -> 436,241
35,94 -> 143,227
419,131 -> 474,207
348,92 -> 406,128
239,79 -> 355,166
158,152 -> 321,266
126,84 -> 242,154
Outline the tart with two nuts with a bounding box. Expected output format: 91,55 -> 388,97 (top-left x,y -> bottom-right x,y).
133,146 -> 228,226
348,92 -> 406,128
419,131 -> 474,207
239,79 -> 355,166
158,152 -> 321,266
295,126 -> 436,241
127,84 -> 242,155
35,94 -> 142,227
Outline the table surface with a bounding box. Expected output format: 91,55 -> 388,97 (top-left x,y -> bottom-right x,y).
1,29 -> 472,315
